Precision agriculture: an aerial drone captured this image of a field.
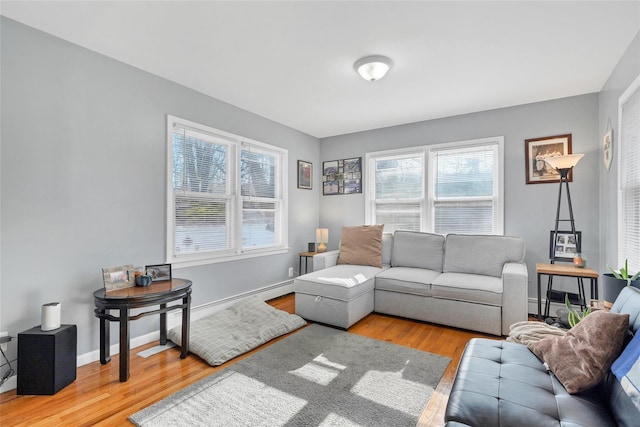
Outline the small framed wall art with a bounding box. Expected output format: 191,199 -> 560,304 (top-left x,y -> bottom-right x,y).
322,157 -> 362,195
525,134 -> 572,184
297,160 -> 312,189
603,129 -> 613,171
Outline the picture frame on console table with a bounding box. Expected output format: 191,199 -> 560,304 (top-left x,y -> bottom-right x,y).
145,263 -> 172,282
102,264 -> 135,291
525,134 -> 572,184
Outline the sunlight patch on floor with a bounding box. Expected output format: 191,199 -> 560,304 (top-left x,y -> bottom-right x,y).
289,353 -> 347,386
351,362 -> 431,415
319,412 -> 365,427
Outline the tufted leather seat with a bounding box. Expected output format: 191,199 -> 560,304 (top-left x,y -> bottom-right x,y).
445,286 -> 640,427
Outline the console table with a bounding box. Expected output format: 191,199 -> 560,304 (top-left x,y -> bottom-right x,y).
536,263 -> 599,320
93,278 -> 192,382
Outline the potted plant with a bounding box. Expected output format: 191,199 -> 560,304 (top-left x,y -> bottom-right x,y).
603,259 -> 640,308
561,292 -> 591,327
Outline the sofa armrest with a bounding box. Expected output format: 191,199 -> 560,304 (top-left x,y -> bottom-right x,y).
501,262 -> 529,335
313,250 -> 340,271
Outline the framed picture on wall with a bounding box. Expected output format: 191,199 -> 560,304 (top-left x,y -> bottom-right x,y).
322,157 -> 362,195
297,160 -> 312,189
525,134 -> 572,184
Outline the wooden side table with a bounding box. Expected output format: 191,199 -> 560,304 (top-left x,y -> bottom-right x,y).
299,251 -> 318,275
93,278 -> 192,382
536,263 -> 599,320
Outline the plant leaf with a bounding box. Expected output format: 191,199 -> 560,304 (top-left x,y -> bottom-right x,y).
608,264 -> 624,280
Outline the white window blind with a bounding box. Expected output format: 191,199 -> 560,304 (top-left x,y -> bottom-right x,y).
241,144 -> 281,249
167,116 -> 287,266
172,127 -> 234,255
429,142 -> 501,235
365,137 -> 503,235
619,75 -> 640,272
368,152 -> 424,232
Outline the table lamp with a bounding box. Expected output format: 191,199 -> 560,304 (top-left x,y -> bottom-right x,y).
316,228 -> 328,253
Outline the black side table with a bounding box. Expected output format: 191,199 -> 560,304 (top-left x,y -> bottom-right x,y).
17,324 -> 77,395
299,251 -> 318,275
93,278 -> 192,382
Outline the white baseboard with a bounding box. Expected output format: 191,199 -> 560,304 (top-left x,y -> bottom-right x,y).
0,375 -> 17,394
1,280 -> 294,393
167,280 -> 294,328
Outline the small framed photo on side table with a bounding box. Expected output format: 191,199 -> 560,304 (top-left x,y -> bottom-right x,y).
145,263 -> 172,282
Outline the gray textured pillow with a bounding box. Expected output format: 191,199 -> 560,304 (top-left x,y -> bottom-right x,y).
528,310 -> 629,394
168,297 -> 306,366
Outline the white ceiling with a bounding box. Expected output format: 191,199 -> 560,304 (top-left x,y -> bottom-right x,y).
1,1 -> 639,138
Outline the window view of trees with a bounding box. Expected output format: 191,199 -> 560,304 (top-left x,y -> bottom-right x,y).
169,118 -> 286,262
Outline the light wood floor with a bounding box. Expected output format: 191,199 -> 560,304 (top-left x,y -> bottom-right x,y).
0,294 -> 496,426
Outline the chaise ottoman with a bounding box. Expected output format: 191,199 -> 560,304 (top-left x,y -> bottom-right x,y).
293,264 -> 383,329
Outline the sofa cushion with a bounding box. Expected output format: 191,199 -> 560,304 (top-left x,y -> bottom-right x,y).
294,264 -> 383,301
432,272 -> 502,306
528,310 -> 629,394
374,267 -> 438,297
337,224 -> 384,267
391,231 -> 445,271
443,234 -> 525,278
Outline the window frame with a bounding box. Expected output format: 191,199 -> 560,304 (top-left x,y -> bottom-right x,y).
365,136 -> 504,235
166,115 -> 288,268
617,74 -> 640,272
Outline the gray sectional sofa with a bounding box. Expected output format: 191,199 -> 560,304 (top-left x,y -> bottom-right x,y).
294,230 -> 528,335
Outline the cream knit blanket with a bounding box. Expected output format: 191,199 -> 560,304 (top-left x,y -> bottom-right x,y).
507,321 -> 566,346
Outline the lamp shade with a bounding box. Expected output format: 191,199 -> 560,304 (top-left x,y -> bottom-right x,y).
316,228 -> 329,253
316,228 -> 328,243
544,154 -> 585,170
354,55 -> 393,82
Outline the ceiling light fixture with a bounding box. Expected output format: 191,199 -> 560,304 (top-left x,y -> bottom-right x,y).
354,55 -> 393,82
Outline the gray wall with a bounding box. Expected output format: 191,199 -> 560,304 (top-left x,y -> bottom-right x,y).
319,94 -> 601,299
0,18 -> 320,360
598,31 -> 640,271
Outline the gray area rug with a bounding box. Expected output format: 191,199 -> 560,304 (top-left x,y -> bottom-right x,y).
130,324 -> 451,427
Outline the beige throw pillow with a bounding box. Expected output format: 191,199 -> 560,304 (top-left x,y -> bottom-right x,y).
337,225 -> 384,268
528,310 -> 629,394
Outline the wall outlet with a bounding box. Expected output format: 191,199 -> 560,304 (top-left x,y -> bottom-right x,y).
288,267 -> 294,278
0,332 -> 10,352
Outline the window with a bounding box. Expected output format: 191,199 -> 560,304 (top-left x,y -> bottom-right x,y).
618,75 -> 640,272
366,137 -> 503,235
167,116 -> 287,266
366,149 -> 425,232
